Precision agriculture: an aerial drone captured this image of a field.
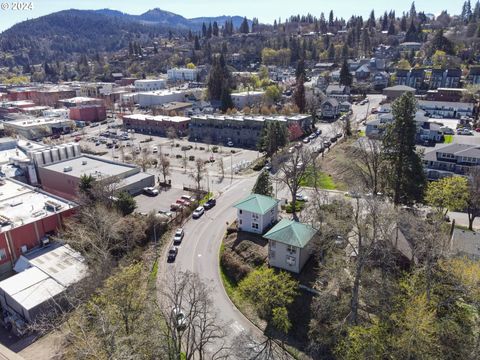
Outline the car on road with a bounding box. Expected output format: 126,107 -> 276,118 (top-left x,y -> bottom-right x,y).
173,228 -> 184,245
167,246 -> 178,262
204,198 -> 216,209
143,187 -> 159,196
296,193 -> 309,202
227,141 -> 234,147
192,206 -> 205,219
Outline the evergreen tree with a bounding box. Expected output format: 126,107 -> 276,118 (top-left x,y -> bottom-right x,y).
295,58 -> 305,79
212,21 -> 219,36
252,170 -> 273,197
339,58 -> 353,87
327,43 -> 335,61
220,85 -> 233,112
400,16 -> 407,32
239,17 -> 249,33
194,35 -> 201,51
207,23 -> 213,39
382,92 -> 426,205
388,20 -> 396,35
202,23 -> 207,38
293,74 -> 306,113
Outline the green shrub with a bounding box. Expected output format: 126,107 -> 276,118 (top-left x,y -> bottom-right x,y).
212,146 -> 219,153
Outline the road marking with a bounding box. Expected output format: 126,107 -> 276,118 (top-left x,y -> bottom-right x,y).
230,321 -> 244,334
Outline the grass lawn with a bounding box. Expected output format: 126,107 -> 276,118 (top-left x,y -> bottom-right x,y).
444,135 -> 453,144
300,166 -> 338,190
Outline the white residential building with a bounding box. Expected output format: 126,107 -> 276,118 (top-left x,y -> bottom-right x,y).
264,219 -> 317,274
231,91 -> 265,109
233,194 -> 279,234
167,68 -> 199,82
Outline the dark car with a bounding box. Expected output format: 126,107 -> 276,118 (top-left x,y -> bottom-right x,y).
324,141 -> 331,148
336,133 -> 343,139
204,198 -> 217,210
167,246 -> 178,262
330,137 -> 337,143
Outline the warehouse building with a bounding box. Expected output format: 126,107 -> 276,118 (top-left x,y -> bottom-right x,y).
0,178 -> 76,275
0,243 -> 87,324
3,117 -> 75,140
37,155 -> 155,200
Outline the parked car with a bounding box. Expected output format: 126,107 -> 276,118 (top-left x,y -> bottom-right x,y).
308,133 -> 317,140
170,203 -> 183,211
316,129 -> 322,136
227,141 -> 234,147
440,126 -> 455,135
181,194 -> 195,203
296,193 -> 309,202
192,206 -> 205,219
158,209 -> 173,218
143,187 -> 159,196
294,142 -> 303,149
204,198 -> 216,209
288,146 -> 295,154
330,137 -> 337,143
152,146 -> 158,153
173,228 -> 184,245
167,246 -> 178,262
302,138 -> 310,143
475,128 -> 480,133
324,141 -> 331,148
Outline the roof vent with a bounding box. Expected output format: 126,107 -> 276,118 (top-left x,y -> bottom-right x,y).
82,160 -> 87,165
63,166 -> 72,172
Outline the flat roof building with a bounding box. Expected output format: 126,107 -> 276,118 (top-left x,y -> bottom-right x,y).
0,243 -> 87,323
189,114 -> 312,148
123,114 -> 190,137
3,117 -> 74,140
0,179 -> 76,275
134,79 -> 167,92
38,155 -> 155,200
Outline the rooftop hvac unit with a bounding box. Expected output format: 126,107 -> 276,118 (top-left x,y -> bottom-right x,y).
82,160 -> 87,165
63,166 -> 72,172
20,245 -> 27,254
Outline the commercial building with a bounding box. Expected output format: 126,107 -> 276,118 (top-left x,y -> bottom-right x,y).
69,105 -> 106,123
123,114 -> 190,137
189,114 -> 312,148
0,178 -> 75,275
134,79 -> 167,92
231,91 -> 265,109
0,243 -> 87,323
3,117 -> 75,139
37,155 -> 155,200
137,90 -> 190,107
167,68 -> 199,82
58,97 -> 104,108
422,143 -> 480,179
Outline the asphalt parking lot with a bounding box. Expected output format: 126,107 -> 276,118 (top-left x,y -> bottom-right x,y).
135,187 -> 190,215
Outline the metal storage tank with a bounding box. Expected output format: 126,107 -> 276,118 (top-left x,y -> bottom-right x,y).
58,146 -> 67,160
33,152 -> 44,166
73,143 -> 81,157
51,148 -> 60,163
42,150 -> 52,164
66,144 -> 74,158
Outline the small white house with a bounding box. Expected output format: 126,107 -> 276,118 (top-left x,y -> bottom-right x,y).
233,194 -> 279,234
264,219 -> 317,274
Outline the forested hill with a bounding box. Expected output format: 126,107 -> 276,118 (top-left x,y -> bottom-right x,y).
0,10 -> 168,65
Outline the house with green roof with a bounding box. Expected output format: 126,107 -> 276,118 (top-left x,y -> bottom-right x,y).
233,194 -> 279,234
264,219 -> 317,273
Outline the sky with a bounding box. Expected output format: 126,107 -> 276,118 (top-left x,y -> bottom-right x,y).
0,0 -> 464,32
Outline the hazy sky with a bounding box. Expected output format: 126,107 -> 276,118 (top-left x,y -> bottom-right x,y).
0,0 -> 464,32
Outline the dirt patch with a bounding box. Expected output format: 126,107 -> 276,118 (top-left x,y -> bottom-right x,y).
317,137 -> 360,190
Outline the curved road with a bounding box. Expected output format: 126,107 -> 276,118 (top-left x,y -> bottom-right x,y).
159,175 -> 262,347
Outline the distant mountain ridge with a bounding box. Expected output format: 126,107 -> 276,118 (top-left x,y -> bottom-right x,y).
0,8 -> 251,65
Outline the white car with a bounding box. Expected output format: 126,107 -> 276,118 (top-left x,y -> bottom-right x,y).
152,146 -> 158,153
192,206 -> 205,219
173,228 -> 184,245
227,141 -> 234,147
296,194 -> 308,202
143,187 -> 159,196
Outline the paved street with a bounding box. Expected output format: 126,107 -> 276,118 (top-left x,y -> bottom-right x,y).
158,175 -> 261,351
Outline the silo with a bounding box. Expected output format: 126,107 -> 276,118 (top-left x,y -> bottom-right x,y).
33,152 -> 44,166
58,146 -> 67,160
51,148 -> 60,163
66,144 -> 74,158
42,150 -> 52,164
73,143 -> 81,157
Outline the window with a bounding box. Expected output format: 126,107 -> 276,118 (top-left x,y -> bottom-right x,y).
239,210 -> 242,214
252,223 -> 259,230
270,240 -> 276,248
252,213 -> 259,220
0,248 -> 6,261
286,255 -> 296,266
239,219 -> 242,225
287,245 -> 297,254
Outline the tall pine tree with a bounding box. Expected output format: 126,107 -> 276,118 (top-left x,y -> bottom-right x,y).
382,92 -> 426,205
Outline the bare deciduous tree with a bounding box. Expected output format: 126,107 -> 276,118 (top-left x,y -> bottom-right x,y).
159,153 -> 171,184
273,147 -> 316,221
218,157 -> 225,182
158,271 -> 229,360
190,158 -> 206,194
